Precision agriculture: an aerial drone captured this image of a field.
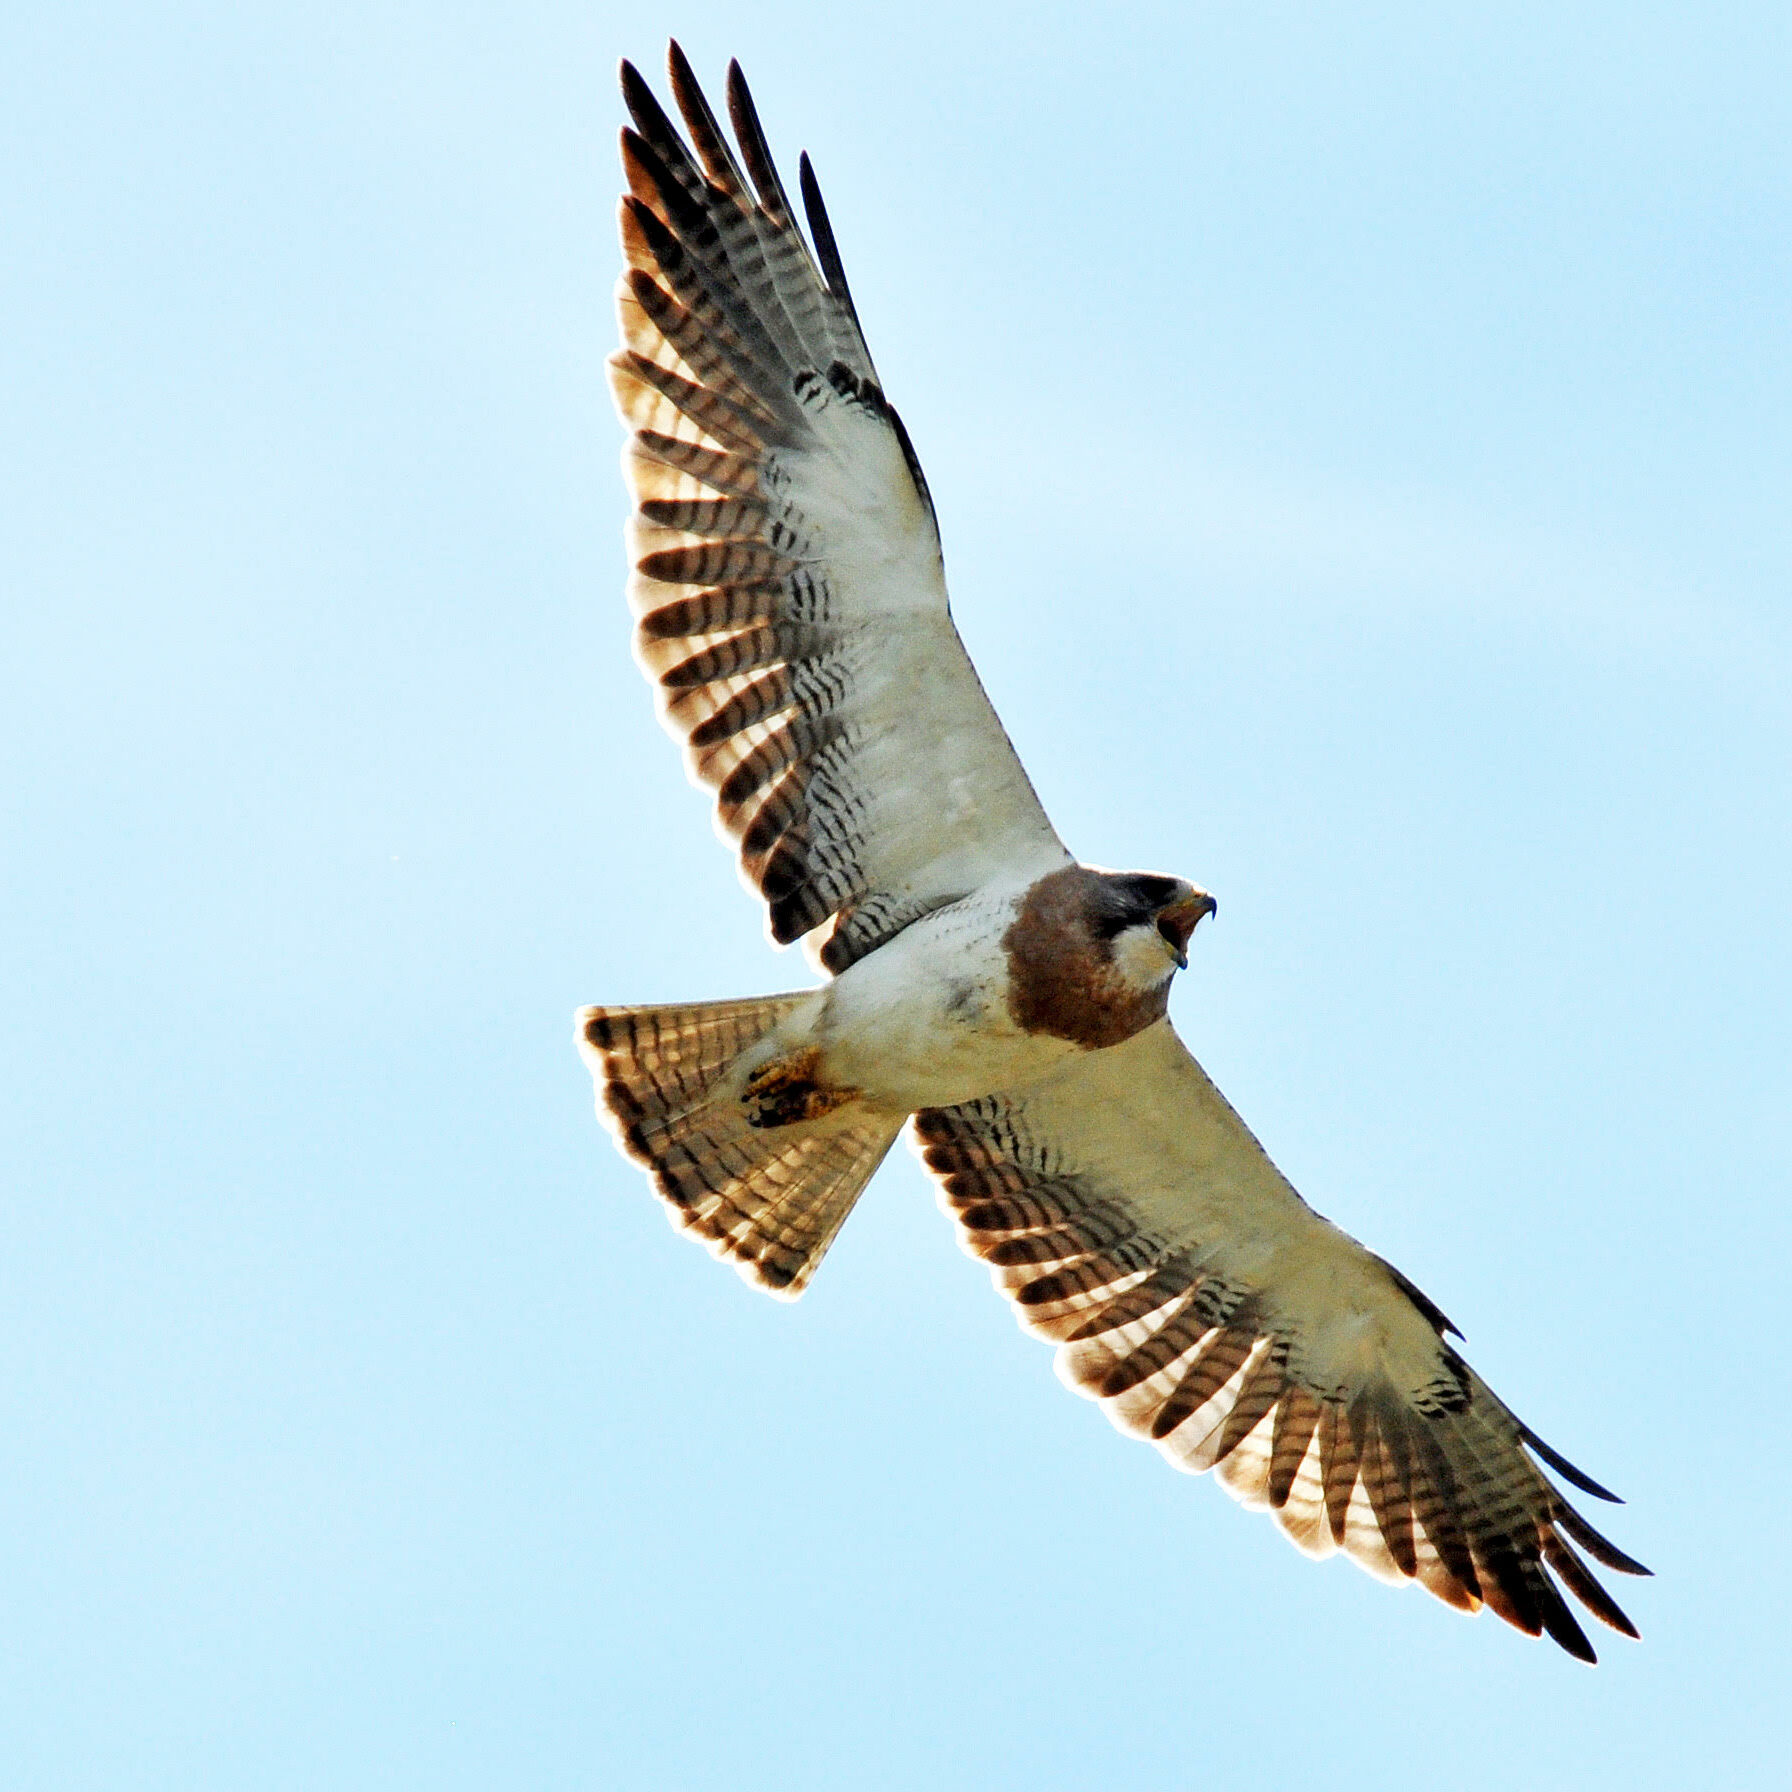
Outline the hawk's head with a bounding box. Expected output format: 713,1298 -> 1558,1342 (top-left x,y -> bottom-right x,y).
1091,872 -> 1217,986
1003,866 -> 1217,1049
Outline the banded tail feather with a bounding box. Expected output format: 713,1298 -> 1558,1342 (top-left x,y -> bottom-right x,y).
579,994 -> 900,1297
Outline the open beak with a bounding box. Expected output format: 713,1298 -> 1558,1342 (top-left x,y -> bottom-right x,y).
1156,891 -> 1217,969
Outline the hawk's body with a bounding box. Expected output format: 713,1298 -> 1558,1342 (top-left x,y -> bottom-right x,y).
579,45 -> 1647,1663
782,874 -> 1078,1114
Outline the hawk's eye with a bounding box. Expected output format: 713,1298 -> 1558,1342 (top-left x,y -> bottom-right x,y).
1127,874 -> 1179,909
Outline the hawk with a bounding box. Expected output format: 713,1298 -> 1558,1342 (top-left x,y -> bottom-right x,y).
578,44 -> 1647,1661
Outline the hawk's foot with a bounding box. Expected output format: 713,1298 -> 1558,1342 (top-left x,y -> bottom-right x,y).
741,1050 -> 859,1129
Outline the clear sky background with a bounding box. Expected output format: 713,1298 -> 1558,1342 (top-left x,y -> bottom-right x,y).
4,3 -> 1788,1786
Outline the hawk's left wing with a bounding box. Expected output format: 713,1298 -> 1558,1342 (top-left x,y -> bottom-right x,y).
914,1021 -> 1648,1661
609,48 -> 1072,972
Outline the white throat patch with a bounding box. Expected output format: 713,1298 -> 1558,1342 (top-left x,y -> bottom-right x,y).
1111,922 -> 1180,991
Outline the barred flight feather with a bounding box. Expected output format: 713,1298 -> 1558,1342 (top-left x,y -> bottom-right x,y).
611,353 -> 764,458
911,1020 -> 1647,1661
610,47 -> 1069,970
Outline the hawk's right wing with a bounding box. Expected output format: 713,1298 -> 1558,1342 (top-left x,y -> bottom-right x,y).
611,47 -> 1071,973
914,1021 -> 1649,1661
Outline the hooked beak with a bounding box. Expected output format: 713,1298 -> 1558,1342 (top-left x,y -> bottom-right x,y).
1156,890 -> 1217,969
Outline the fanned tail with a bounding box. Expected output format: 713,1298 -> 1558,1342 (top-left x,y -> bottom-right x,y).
578,994 -> 899,1296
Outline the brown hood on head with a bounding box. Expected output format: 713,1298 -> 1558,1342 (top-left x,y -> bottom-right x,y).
1002,867 -> 1212,1049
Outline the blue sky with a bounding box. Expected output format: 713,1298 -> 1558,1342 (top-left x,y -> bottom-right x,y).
4,2 -> 1788,1785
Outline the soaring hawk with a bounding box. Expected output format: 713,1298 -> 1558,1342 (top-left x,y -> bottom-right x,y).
578,44 -> 1646,1661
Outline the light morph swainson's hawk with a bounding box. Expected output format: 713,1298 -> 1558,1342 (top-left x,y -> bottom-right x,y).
578,45 -> 1646,1661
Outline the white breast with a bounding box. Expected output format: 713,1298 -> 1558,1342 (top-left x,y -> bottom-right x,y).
815,884 -> 1078,1113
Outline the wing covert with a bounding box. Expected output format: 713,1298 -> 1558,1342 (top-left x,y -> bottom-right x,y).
912,1021 -> 1648,1661
611,47 -> 1070,971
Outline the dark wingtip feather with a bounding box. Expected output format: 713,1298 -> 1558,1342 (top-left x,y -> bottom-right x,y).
663,36 -> 694,96
1540,1595 -> 1600,1665
798,151 -> 865,334
1543,1533 -> 1642,1639
620,56 -> 697,182
1521,1425 -> 1622,1503
667,40 -> 746,195
725,59 -> 796,225
1555,1500 -> 1652,1577
618,57 -> 655,125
